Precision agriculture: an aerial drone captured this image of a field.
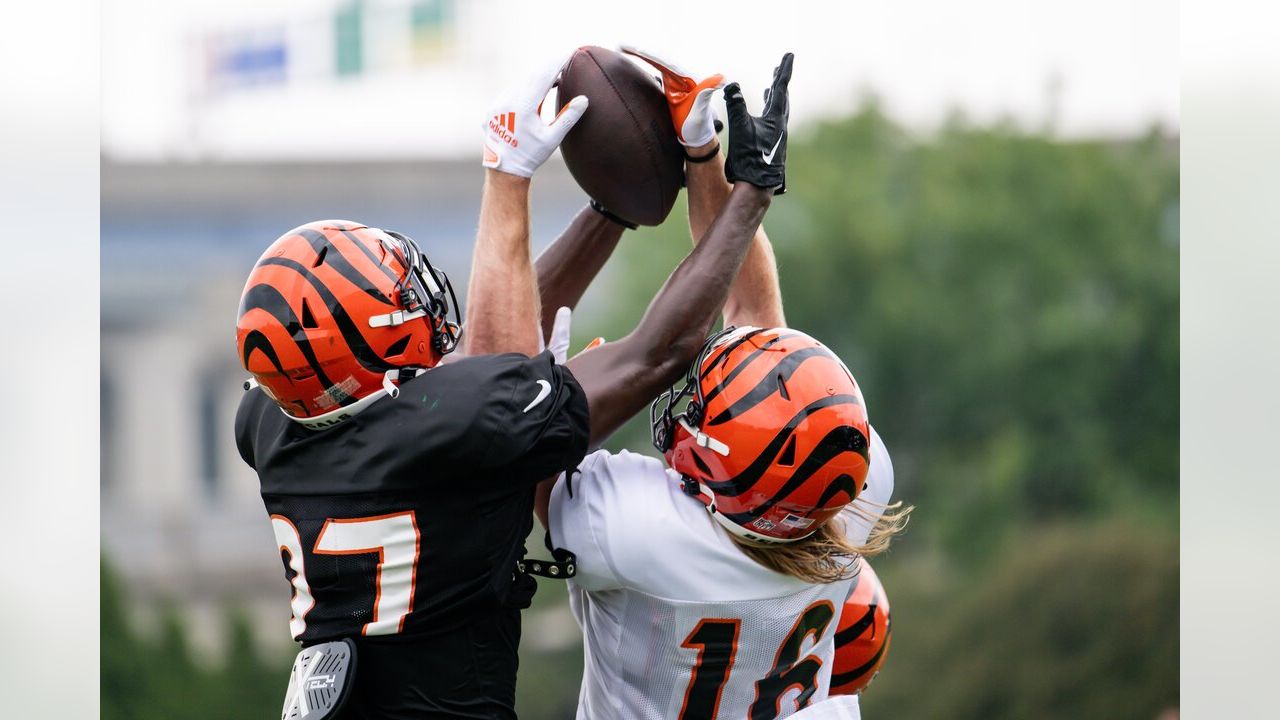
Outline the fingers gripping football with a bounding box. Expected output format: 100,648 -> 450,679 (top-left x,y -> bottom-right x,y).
620,45 -> 725,148
724,52 -> 793,194
482,59 -> 589,178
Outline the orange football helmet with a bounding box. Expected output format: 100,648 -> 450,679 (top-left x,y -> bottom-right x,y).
830,558 -> 892,695
651,326 -> 871,543
235,220 -> 460,428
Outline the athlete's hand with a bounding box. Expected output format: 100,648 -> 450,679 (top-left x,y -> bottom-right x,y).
546,306 -> 572,364
620,45 -> 725,149
539,306 -> 605,363
724,52 -> 793,194
482,60 -> 589,178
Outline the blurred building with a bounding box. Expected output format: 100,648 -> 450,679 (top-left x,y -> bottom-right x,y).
100,156 -> 590,650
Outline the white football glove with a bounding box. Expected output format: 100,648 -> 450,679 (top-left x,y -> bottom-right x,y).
482,60 -> 589,178
536,306 -> 604,363
621,46 -> 725,148
546,306 -> 572,364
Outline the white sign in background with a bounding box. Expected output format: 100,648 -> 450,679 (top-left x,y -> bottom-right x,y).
101,0 -> 1179,162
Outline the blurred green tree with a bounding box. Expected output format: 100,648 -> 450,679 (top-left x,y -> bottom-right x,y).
101,561 -> 288,719
102,559 -> 148,720
863,520 -> 1178,719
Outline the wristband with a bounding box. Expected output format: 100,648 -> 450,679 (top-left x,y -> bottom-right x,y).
590,199 -> 638,230
684,142 -> 721,163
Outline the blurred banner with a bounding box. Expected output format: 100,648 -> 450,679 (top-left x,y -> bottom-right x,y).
199,0 -> 456,94
101,0 -> 1177,162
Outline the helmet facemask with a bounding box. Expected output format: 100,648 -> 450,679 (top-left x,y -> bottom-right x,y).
650,325 -> 740,456
377,230 -> 462,358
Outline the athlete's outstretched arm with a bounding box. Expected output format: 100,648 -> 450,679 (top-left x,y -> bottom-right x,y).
466,172 -> 540,356
624,45 -> 786,330
527,200 -> 633,534
534,206 -> 626,340
686,142 -> 786,329
566,184 -> 770,445
533,181 -> 770,530
565,53 -> 795,447
464,61 -> 588,356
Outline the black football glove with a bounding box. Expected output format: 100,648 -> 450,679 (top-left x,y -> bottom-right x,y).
724,52 -> 793,195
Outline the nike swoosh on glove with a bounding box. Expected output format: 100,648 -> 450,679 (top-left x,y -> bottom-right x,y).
483,59 -> 589,178
724,52 -> 793,194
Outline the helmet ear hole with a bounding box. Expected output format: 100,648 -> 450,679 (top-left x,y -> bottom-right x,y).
301,299 -> 319,329
690,450 -> 713,476
384,334 -> 411,358
776,373 -> 790,401
778,435 -> 797,467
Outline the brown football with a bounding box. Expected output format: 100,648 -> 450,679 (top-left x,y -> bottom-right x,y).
558,46 -> 684,227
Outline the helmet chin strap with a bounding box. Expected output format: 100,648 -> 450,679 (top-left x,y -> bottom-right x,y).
670,427 -> 815,547
381,370 -> 402,398
258,369 -> 424,430
708,507 -> 816,545
678,472 -> 812,545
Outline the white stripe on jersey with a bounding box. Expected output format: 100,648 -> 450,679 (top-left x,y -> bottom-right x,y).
549,430 -> 894,720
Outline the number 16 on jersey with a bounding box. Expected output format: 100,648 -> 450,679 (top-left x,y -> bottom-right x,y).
679,601 -> 836,720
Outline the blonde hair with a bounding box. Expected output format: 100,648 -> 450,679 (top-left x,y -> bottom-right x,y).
729,500 -> 913,584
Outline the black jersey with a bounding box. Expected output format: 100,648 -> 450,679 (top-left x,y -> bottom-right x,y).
235,351 -> 589,719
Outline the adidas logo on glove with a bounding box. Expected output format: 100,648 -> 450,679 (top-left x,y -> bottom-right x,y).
489,112 -> 519,147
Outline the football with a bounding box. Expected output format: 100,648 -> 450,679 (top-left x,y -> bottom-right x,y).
557,46 -> 684,227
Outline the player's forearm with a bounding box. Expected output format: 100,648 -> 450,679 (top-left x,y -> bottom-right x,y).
723,236 -> 784,328
687,145 -> 785,328
565,183 -> 770,445
633,183 -> 771,363
465,171 -> 541,356
534,478 -> 553,531
687,144 -> 734,241
534,206 -> 625,339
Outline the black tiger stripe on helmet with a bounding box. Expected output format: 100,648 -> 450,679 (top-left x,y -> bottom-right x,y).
831,558 -> 892,695
657,326 -> 873,543
236,220 -> 459,423
257,256 -> 397,375
294,228 -> 396,305
238,282 -> 339,392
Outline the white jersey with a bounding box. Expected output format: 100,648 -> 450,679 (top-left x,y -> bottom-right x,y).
787,695 -> 861,720
549,429 -> 894,720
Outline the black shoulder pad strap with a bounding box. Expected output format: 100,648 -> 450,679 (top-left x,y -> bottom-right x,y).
514,532 -> 577,580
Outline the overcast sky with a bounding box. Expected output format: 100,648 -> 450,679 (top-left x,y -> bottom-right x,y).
102,0 -> 1179,161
